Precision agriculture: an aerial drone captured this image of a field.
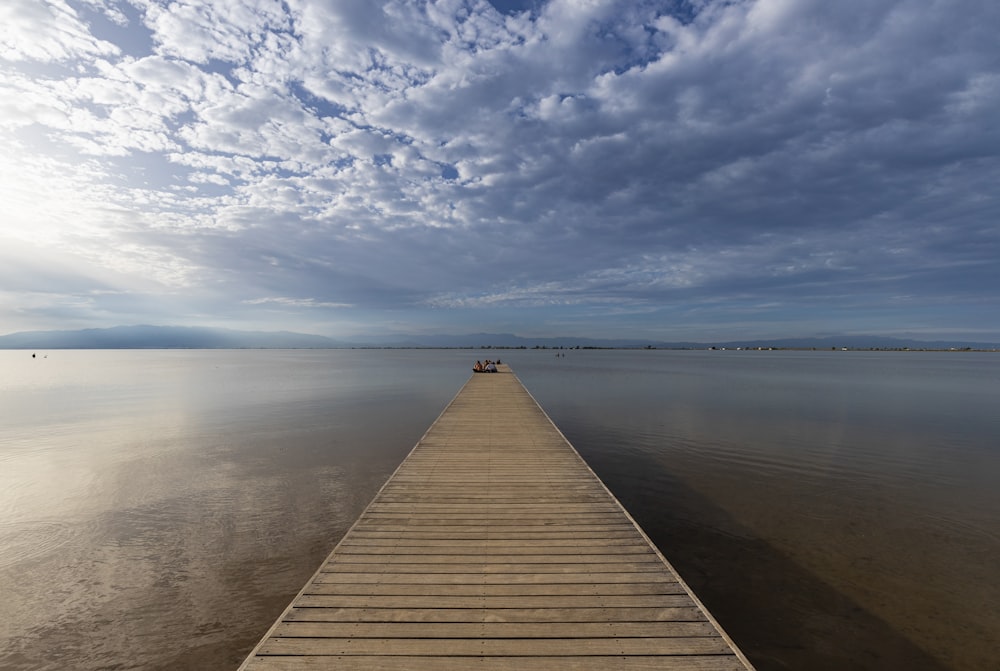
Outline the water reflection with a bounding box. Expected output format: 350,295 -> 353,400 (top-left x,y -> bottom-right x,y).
0,349 -> 470,671
1,349 -> 997,670
516,349 -> 1000,671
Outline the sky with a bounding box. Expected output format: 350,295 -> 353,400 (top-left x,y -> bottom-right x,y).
1,0 -> 998,342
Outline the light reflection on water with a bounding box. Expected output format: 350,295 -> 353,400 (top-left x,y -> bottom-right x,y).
0,349 -> 471,670
1,348 -> 998,671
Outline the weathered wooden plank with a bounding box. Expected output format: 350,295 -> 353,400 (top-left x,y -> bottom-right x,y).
273,621 -> 720,639
335,545 -> 655,555
384,477 -> 598,482
343,532 -> 645,542
367,504 -> 622,513
351,522 -> 615,533
295,594 -> 701,609
377,483 -> 607,490
355,516 -> 631,525
245,657 -> 746,671
336,536 -> 651,546
327,554 -> 661,565
313,572 -> 682,585
379,479 -> 602,485
284,606 -> 712,624
332,545 -> 657,556
257,637 -> 736,656
319,562 -> 666,574
304,582 -> 688,597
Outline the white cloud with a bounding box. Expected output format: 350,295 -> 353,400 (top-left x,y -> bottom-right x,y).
0,72 -> 75,130
244,296 -> 353,309
137,0 -> 290,65
1,0 -> 998,339
0,0 -> 120,63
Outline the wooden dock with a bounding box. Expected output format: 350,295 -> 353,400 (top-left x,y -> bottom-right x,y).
239,366 -> 755,670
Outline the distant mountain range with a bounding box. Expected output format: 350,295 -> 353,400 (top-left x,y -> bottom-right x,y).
1,325 -> 997,350
0,325 -> 341,349
359,332 -> 997,350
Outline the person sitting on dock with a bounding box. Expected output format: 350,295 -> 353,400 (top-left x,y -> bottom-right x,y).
473,360 -> 483,372
485,361 -> 498,373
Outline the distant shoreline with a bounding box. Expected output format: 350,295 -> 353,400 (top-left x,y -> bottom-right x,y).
5,345 -> 998,352
2,325 -> 998,352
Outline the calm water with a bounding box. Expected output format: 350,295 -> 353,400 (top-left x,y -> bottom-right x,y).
1,349 -> 997,670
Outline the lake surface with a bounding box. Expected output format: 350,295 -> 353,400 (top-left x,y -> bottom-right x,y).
0,349 -> 997,670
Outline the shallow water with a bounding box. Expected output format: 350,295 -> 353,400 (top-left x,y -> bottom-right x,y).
516,350 -> 1000,671
0,349 -> 471,670
0,348 -> 997,670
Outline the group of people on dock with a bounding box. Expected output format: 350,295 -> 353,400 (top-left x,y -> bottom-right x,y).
473,359 -> 499,373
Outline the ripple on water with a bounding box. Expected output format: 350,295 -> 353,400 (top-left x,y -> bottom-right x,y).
0,519 -> 82,569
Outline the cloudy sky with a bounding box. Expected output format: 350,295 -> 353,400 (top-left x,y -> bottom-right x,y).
2,0 -> 998,341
